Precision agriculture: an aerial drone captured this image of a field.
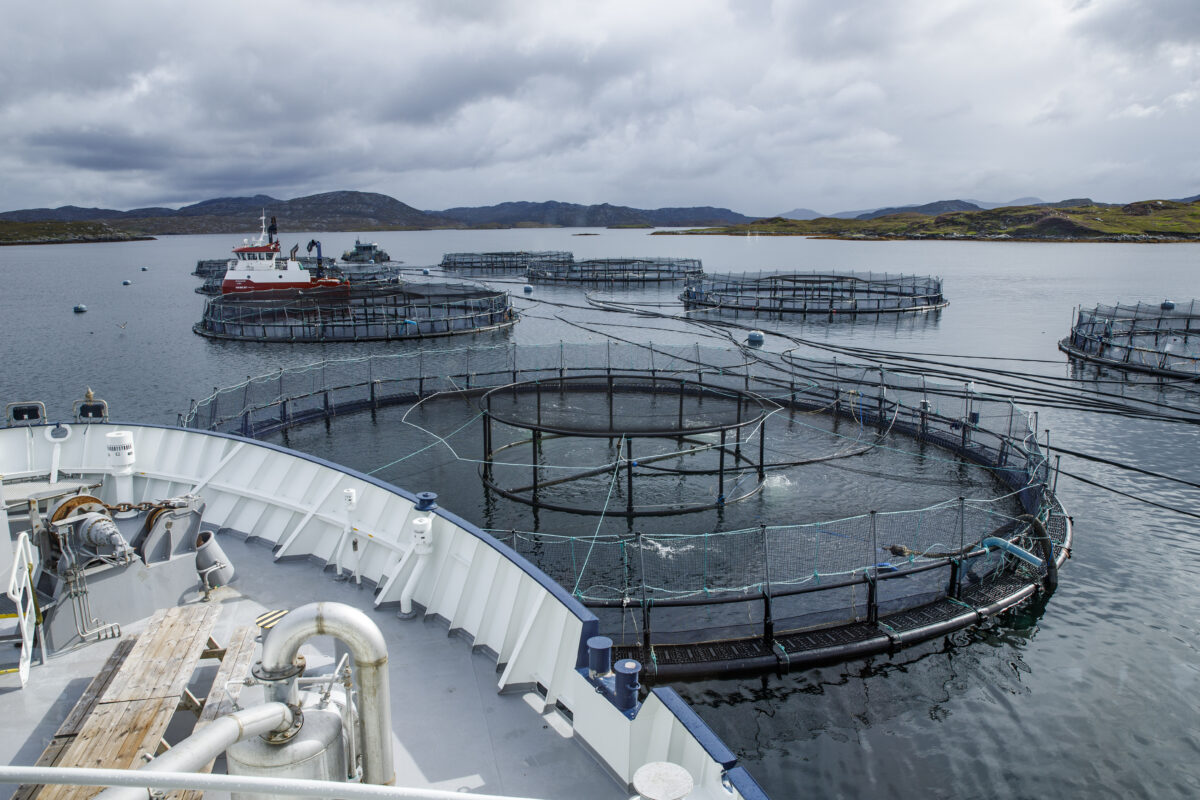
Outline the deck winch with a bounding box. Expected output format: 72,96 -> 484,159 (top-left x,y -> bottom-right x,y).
30,488 -> 211,651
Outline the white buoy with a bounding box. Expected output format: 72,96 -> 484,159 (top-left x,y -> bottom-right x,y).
122,280 -> 132,285
422,268 -> 430,275
747,330 -> 765,345
524,284 -> 534,293
73,304 -> 87,313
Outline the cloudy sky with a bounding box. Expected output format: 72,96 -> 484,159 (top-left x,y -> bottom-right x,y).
2,0 -> 1198,216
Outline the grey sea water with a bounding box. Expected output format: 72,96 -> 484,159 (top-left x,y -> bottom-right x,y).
2,229 -> 1198,798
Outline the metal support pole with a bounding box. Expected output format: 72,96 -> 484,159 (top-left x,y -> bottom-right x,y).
868,510 -> 879,624
717,429 -> 726,505
637,533 -> 651,655
626,438 -> 634,515
761,525 -> 774,648
531,430 -> 541,506
758,417 -> 766,482
955,497 -> 966,597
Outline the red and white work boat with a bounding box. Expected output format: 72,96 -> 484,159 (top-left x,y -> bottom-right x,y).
221,212 -> 345,293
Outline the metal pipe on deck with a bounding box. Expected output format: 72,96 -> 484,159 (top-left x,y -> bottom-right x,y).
259,602 -> 395,786
94,702 -> 294,800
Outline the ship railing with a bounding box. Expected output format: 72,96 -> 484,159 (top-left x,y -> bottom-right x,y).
0,765 -> 581,800
0,422 -> 769,798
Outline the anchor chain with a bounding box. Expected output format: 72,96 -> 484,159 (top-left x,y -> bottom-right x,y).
102,500 -> 179,515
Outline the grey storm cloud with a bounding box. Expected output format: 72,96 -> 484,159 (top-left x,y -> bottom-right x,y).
0,0 -> 1198,215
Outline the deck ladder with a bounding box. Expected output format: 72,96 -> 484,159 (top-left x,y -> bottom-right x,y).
3,532 -> 40,687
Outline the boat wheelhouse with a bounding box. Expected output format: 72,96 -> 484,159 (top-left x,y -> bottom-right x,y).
221,213 -> 344,294
341,238 -> 391,264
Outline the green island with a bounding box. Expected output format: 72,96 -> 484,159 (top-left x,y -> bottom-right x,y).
654,199 -> 1200,241
0,221 -> 154,245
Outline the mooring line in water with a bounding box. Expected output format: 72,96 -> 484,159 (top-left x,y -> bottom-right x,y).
1055,467 -> 1200,520
576,290 -> 1200,423
571,434 -> 626,598
1046,444 -> 1200,490
366,410 -> 485,475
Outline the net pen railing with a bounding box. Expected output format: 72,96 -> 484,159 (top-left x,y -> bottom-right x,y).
1062,301 -> 1200,375
179,343 -> 1055,647
193,283 -> 514,342
440,251 -> 574,271
529,257 -> 704,285
682,270 -> 946,314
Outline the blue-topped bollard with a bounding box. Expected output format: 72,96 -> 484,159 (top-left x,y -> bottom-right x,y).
613,658 -> 641,713
415,491 -> 438,511
587,635 -> 613,679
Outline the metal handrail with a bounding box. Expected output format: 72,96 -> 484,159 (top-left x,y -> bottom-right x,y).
4,531 -> 39,687
0,765 -> 547,800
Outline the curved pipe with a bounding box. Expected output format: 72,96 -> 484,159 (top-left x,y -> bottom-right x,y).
260,602 -> 394,786
95,702 -> 293,800
1017,513 -> 1058,594
981,537 -> 1043,567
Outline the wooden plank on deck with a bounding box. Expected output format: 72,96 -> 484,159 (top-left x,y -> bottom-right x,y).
100,605 -> 218,703
170,625 -> 259,800
10,637 -> 138,800
36,698 -> 178,800
26,604 -> 222,800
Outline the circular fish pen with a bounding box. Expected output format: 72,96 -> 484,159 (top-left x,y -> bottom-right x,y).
193,281 -> 514,342
529,257 -> 703,285
440,251 -> 574,272
479,375 -> 771,516
682,271 -> 947,315
1059,301 -> 1200,377
183,342 -> 1068,679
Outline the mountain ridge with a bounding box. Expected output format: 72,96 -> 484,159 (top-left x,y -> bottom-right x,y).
0,192 -> 755,232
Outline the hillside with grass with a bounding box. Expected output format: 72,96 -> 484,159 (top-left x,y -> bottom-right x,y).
0,220 -> 153,245
658,200 -> 1200,241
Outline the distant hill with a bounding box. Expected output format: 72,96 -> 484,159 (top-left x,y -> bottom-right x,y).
1,193 -> 752,232
829,207 -> 880,219
965,196 -> 1045,210
0,191 -> 452,234
658,198 -> 1200,241
778,208 -> 823,220
431,201 -> 755,228
856,199 -> 982,220
173,194 -> 282,217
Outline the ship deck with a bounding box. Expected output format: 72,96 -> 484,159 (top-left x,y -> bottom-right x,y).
1,533 -> 624,800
